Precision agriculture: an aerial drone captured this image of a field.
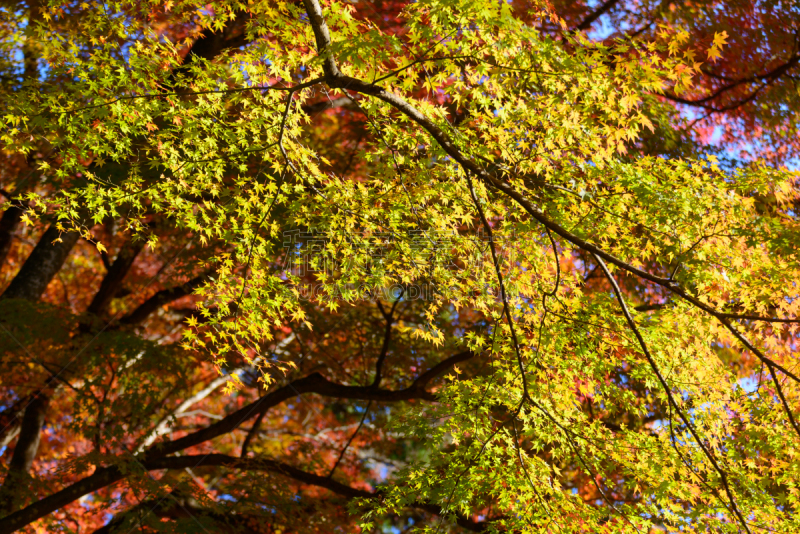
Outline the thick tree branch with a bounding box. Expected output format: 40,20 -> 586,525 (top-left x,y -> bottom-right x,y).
90,454 -> 488,533
4,395 -> 47,475
575,0 -> 622,31
136,354 -> 271,454
1,225 -> 80,301
0,352 -> 475,531
149,355 -> 466,459
0,465 -> 123,533
0,222 -> 73,517
412,351 -> 477,389
302,96 -> 359,115
183,11 -> 251,65
0,206 -> 23,267
302,0 -> 341,79
0,394 -> 49,513
87,240 -> 144,315
119,275 -> 207,325
0,396 -> 29,455
136,370 -> 241,453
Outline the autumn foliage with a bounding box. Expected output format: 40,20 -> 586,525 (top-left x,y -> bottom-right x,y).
0,0 -> 799,533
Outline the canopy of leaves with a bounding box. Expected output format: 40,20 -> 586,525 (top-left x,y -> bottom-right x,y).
0,1 -> 798,533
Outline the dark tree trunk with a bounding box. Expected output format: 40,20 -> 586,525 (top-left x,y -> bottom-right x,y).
0,394 -> 48,513
0,206 -> 23,268
87,240 -> 144,315
1,225 -> 80,301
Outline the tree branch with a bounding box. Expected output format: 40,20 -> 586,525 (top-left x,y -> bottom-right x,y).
136,366 -> 250,453
661,54 -> 800,110
183,11 -> 251,65
302,96 -> 359,115
87,240 -> 144,315
0,464 -> 125,533
0,1 -> 41,266
145,455 -> 489,532
593,254 -> 751,534
91,454 -> 488,533
371,298 -> 400,388
239,409 -> 265,458
119,275 -> 208,325
0,394 -> 49,513
0,396 -> 29,455
575,0 -> 622,31
297,45 -> 800,385
0,205 -> 23,268
302,0 -> 341,79
0,352 -> 475,531
291,10 -> 787,526
91,492 -> 262,534
149,362 -> 455,459
409,350 -> 475,391
327,400 -> 371,478
1,225 -> 80,301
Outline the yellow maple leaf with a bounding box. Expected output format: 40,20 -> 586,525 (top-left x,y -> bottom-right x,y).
713,30 -> 729,49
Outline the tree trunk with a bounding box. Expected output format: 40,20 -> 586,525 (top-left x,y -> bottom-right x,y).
1,225 -> 79,301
